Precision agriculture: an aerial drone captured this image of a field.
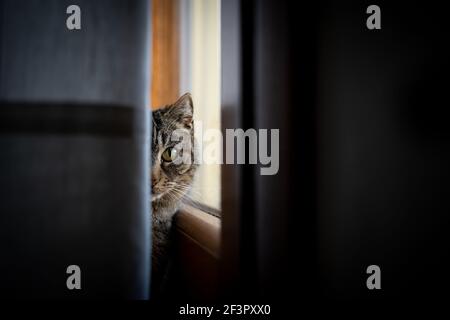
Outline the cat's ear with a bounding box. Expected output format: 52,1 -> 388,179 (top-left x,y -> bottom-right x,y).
170,93 -> 193,129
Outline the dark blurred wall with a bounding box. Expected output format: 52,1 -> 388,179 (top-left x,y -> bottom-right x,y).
0,0 -> 151,298
224,0 -> 450,305
316,1 -> 450,299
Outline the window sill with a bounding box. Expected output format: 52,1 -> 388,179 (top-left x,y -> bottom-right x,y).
171,203 -> 221,299
174,204 -> 221,259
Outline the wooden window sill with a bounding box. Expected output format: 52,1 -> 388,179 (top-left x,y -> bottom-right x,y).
171,204 -> 221,299
175,204 -> 221,259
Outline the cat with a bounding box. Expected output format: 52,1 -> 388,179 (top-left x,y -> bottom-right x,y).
151,93 -> 198,295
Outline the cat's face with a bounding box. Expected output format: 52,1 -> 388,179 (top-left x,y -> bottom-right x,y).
151,93 -> 197,207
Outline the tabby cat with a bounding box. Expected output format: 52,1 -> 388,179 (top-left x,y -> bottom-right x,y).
151,93 -> 197,294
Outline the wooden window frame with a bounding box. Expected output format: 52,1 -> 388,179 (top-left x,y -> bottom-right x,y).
151,0 -> 180,109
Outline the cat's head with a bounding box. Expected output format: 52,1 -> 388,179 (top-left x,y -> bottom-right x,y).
151,93 -> 197,208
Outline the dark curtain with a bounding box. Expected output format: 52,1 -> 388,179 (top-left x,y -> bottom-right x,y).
0,0 -> 151,299
222,0 -> 450,305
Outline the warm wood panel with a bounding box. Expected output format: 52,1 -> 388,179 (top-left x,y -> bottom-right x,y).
172,204 -> 221,300
151,0 -> 180,109
176,204 -> 221,258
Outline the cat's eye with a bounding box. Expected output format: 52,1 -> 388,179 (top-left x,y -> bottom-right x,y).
161,147 -> 177,162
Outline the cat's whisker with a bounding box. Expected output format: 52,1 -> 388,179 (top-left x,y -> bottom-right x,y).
167,187 -> 184,196
166,186 -> 188,198
168,187 -> 200,205
171,187 -> 198,199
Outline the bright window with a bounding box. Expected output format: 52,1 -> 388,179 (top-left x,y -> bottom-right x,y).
152,0 -> 221,210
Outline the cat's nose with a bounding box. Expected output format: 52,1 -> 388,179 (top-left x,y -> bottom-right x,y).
151,174 -> 158,187
151,167 -> 160,188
